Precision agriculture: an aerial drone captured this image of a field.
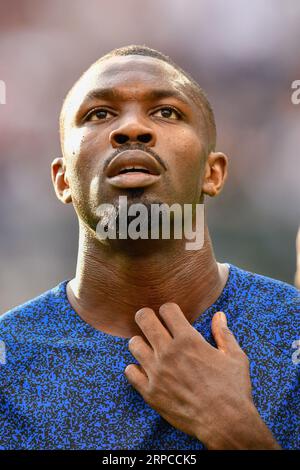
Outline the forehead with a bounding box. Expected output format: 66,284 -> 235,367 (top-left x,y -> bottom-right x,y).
65,56 -> 196,115
88,55 -> 190,89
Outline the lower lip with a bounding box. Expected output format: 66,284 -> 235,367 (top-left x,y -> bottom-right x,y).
107,173 -> 161,188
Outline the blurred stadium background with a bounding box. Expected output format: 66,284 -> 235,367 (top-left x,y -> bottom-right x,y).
0,0 -> 299,312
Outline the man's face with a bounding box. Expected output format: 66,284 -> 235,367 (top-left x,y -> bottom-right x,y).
58,55 -> 209,229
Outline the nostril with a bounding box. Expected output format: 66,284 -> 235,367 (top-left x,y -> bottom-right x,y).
138,134 -> 152,143
114,134 -> 129,145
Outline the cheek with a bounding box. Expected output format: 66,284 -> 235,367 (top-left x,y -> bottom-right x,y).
64,126 -> 107,160
63,127 -> 86,159
65,128 -> 106,183
169,130 -> 205,197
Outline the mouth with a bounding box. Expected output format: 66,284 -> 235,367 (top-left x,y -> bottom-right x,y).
106,150 -> 163,189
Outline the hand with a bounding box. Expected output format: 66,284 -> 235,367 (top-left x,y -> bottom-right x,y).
124,304 -> 280,449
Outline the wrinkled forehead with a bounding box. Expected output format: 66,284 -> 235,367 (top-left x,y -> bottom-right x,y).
62,56 -> 194,121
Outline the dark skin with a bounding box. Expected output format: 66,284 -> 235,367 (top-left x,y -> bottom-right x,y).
51,55 -> 280,449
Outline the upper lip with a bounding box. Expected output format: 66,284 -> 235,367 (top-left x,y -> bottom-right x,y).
106,150 -> 163,178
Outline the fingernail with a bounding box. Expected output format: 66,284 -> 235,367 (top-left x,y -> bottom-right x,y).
218,311 -> 227,325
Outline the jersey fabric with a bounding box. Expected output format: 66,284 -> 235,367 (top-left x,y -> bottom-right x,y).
0,263 -> 299,450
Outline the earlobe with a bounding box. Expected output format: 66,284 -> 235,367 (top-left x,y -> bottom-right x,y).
51,157 -> 72,204
202,181 -> 218,197
202,152 -> 228,198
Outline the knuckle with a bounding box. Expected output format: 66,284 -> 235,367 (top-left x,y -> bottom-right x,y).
174,331 -> 190,346
157,345 -> 175,362
148,367 -> 160,389
222,325 -> 234,337
174,332 -> 199,354
233,349 -> 249,365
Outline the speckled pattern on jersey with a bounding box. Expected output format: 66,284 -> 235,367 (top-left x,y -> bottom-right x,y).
0,264 -> 299,449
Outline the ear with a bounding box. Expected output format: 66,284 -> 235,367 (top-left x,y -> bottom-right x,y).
202,152 -> 228,197
51,157 -> 72,204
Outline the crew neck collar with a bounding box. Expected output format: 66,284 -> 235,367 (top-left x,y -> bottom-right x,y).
57,263 -> 234,342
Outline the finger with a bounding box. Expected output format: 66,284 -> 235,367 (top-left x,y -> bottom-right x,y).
128,335 -> 154,372
158,302 -> 202,339
135,307 -> 172,351
124,364 -> 148,395
211,312 -> 242,355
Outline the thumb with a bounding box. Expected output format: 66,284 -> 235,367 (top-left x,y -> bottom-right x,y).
211,311 -> 241,355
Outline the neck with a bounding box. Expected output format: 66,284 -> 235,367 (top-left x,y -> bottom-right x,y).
67,221 -> 229,338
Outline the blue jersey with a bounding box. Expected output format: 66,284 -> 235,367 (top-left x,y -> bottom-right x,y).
0,264 -> 299,449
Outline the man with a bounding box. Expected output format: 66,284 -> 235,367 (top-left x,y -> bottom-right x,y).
0,45 -> 299,450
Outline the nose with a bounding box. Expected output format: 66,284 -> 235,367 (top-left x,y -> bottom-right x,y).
109,114 -> 156,148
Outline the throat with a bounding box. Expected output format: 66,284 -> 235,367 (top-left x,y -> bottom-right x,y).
67,222 -> 228,337
67,258 -> 228,338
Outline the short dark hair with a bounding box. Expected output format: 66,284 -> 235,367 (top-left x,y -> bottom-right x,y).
60,45 -> 216,152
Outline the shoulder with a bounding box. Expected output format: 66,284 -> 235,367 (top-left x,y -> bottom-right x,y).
0,281 -> 70,378
228,264 -> 300,355
0,281 -> 69,340
228,263 -> 298,303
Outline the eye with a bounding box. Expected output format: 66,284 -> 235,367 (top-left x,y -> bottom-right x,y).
85,108 -> 115,122
152,107 -> 181,120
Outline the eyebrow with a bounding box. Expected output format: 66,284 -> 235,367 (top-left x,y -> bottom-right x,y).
80,87 -> 191,107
